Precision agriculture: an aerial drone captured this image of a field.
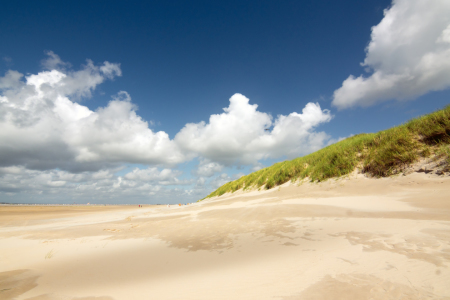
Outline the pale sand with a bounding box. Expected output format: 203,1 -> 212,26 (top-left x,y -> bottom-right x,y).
1,172 -> 450,299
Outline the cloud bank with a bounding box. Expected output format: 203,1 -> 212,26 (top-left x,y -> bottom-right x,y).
0,52 -> 333,202
0,165 -> 192,204
333,0 -> 450,109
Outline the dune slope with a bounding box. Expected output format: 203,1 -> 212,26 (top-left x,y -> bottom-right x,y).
205,105 -> 450,198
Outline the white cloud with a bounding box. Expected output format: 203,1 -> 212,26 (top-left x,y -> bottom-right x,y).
1,55 -> 332,175
175,93 -> 332,165
210,173 -> 232,189
193,160 -> 224,177
0,54 -> 185,172
251,163 -> 264,172
326,134 -> 353,146
196,177 -> 206,186
124,167 -> 191,185
64,91 -> 185,167
41,51 -> 70,70
0,53 -> 336,203
0,70 -> 22,90
332,0 -> 450,109
0,165 -> 193,203
207,172 -> 244,190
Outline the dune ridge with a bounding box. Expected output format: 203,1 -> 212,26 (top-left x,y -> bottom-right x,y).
204,105 -> 450,198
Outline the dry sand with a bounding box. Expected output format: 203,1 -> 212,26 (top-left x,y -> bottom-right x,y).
1,171 -> 450,299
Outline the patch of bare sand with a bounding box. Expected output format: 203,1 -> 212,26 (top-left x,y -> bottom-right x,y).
283,274 -> 438,300
0,270 -> 39,299
26,294 -> 113,300
0,172 -> 450,299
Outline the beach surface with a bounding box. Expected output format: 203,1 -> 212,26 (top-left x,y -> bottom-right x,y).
1,172 -> 450,299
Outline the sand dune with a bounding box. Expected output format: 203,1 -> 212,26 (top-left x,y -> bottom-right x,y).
1,172 -> 450,299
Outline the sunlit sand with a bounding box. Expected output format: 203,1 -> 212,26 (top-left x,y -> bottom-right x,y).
1,171 -> 450,299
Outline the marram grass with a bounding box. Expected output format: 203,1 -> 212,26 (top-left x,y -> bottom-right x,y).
202,105 -> 450,200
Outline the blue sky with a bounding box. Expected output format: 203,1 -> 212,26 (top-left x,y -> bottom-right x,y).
1,0 -> 450,204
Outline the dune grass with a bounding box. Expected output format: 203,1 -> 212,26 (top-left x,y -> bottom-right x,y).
203,105 -> 450,199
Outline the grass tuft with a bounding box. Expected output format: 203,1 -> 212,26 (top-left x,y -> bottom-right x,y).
362,127 -> 418,177
45,249 -> 55,259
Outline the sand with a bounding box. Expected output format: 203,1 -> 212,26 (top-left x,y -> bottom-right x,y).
1,172 -> 450,299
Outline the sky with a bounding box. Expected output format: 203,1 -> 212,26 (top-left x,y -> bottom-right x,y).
1,0 -> 450,204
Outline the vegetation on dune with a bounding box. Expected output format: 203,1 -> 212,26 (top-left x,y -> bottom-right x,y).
202,105 -> 450,199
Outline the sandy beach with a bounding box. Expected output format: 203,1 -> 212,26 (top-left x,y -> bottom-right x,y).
1,171 -> 450,300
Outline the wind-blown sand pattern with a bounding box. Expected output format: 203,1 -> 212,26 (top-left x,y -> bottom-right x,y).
1,172 -> 450,299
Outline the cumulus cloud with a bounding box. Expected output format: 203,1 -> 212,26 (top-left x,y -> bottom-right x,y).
0,54 -> 332,175
193,160 -> 224,177
0,70 -> 22,90
0,54 -> 185,172
175,93 -> 332,165
332,0 -> 450,109
124,167 -> 191,185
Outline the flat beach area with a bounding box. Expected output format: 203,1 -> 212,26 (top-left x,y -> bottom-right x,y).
1,172 -> 450,299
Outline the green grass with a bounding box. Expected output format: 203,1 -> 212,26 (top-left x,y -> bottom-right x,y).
201,105 -> 450,200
